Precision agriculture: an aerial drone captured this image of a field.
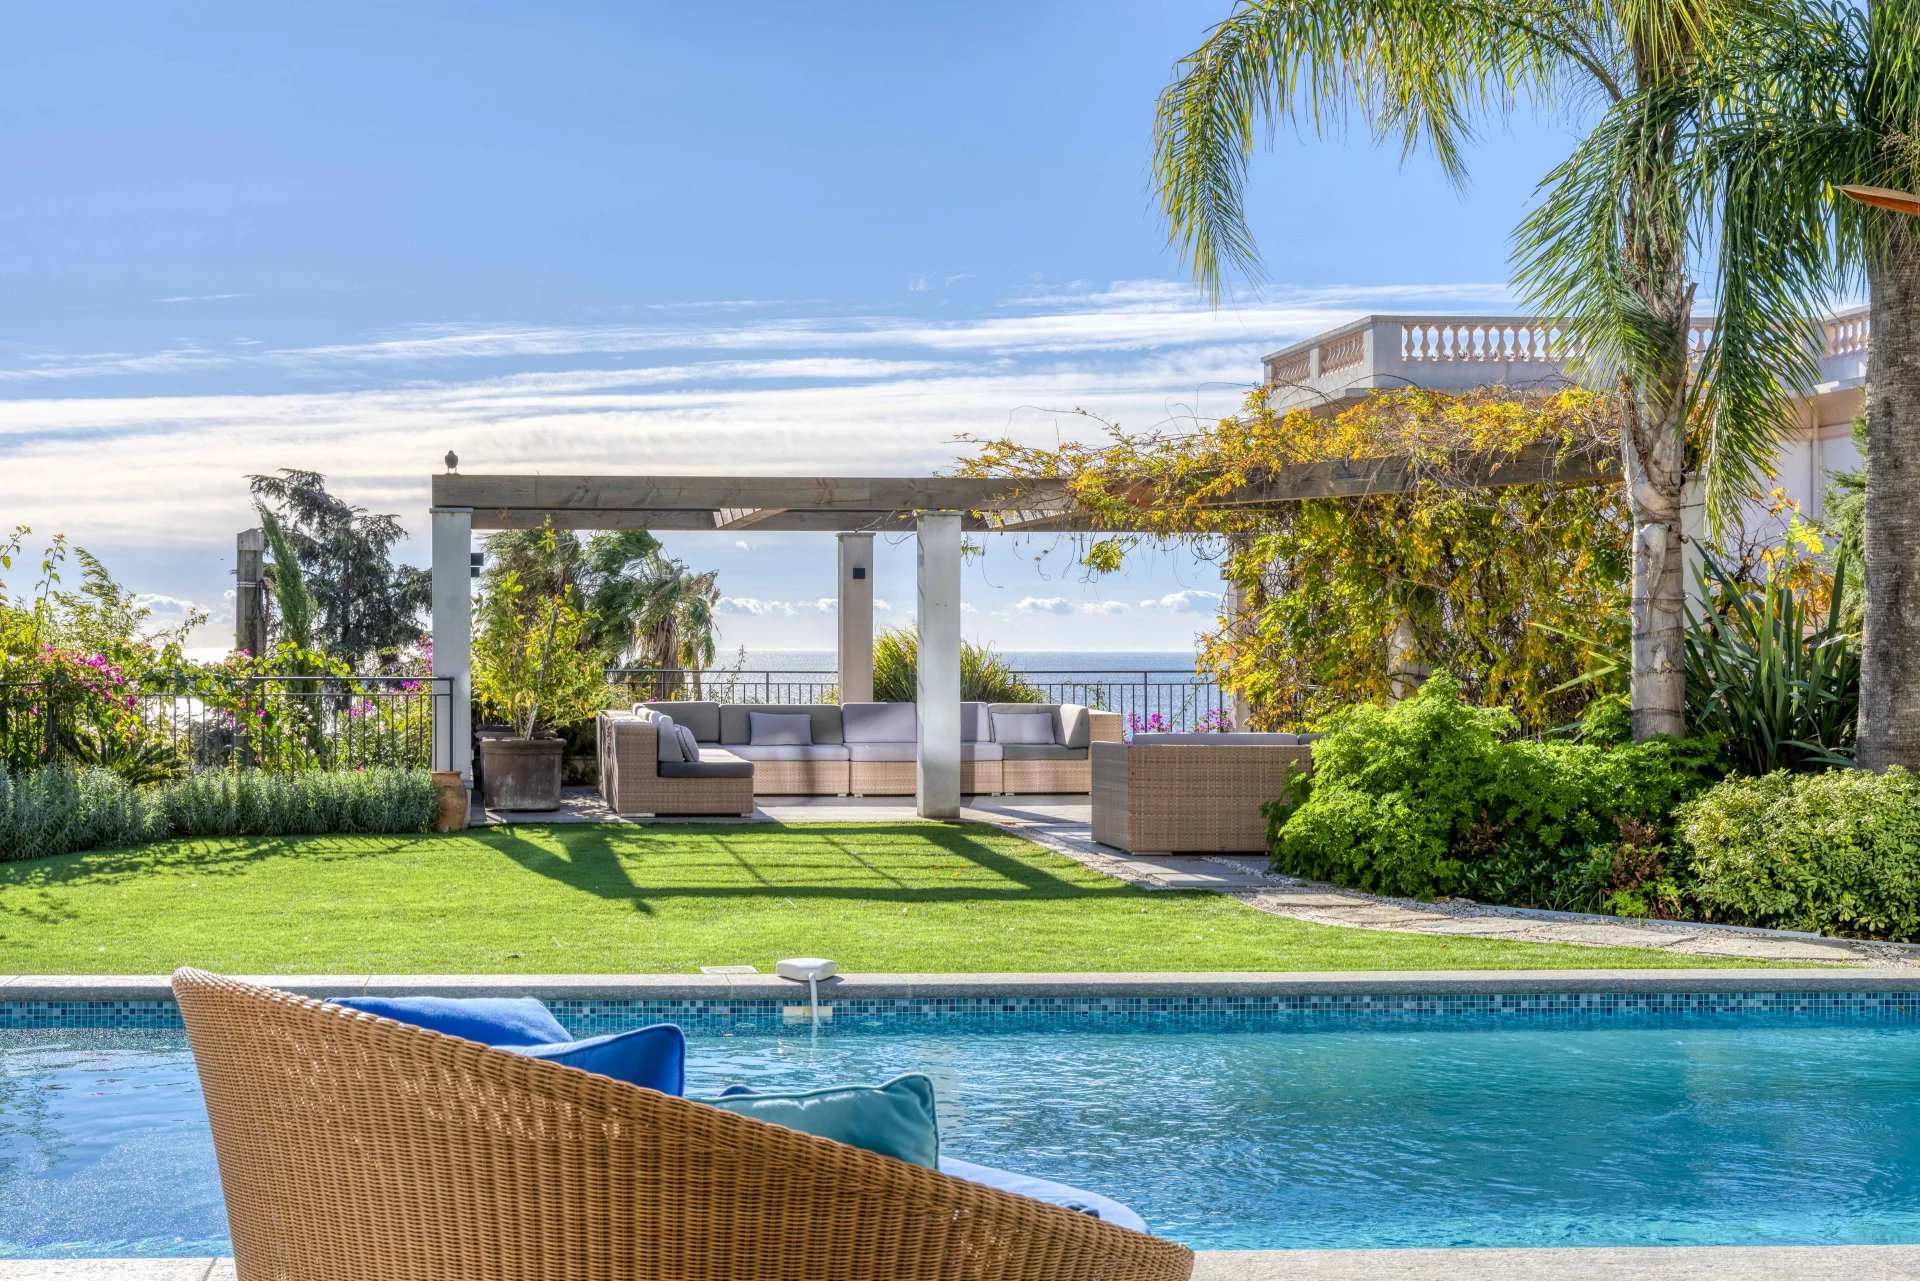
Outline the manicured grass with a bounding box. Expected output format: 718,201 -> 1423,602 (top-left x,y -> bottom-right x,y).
0,823 -> 1771,974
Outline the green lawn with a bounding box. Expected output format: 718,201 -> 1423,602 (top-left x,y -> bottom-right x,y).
0,822 -> 1770,974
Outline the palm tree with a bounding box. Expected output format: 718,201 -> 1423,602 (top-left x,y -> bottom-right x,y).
1543,0 -> 1919,766
1153,0 -> 1790,740
478,529 -> 722,695
631,561 -> 720,697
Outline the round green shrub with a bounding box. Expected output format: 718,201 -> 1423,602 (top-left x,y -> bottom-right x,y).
1679,767 -> 1920,940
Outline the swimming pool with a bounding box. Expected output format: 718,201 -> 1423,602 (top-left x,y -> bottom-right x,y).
4,994 -> 1920,1257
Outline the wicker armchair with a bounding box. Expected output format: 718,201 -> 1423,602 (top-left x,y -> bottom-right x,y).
1091,736 -> 1313,854
598,711 -> 755,817
172,969 -> 1193,1281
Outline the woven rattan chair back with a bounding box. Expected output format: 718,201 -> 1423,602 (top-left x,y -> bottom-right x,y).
172,969 -> 1193,1281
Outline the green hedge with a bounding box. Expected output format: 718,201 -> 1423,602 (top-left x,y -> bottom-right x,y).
1267,673 -> 1718,912
1679,767 -> 1920,940
0,765 -> 437,862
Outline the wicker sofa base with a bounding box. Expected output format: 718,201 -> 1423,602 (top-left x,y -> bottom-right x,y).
847,759 -> 1007,796
1000,758 -> 1092,794
743,757 -> 851,796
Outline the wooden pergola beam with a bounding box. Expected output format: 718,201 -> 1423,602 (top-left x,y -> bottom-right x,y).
434,443 -> 1615,533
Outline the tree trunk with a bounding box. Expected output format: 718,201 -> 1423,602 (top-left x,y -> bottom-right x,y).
1857,218 -> 1920,770
1624,404 -> 1690,741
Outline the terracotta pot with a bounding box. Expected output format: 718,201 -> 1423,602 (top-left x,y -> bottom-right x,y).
478,737 -> 566,811
430,770 -> 470,832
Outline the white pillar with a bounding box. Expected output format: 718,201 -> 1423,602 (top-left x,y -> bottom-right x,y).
836,532 -> 875,705
915,511 -> 962,819
431,506 -> 474,785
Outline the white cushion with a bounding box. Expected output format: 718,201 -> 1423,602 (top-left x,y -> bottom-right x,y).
749,711 -> 815,746
727,744 -> 852,762
993,712 -> 1055,745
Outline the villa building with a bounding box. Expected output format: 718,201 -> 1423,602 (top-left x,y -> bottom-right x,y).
1260,307 -> 1872,524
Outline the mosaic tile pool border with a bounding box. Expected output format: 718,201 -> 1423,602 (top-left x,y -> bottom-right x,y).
7,989 -> 1920,1035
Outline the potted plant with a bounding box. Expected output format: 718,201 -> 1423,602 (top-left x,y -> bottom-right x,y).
471,567 -> 609,811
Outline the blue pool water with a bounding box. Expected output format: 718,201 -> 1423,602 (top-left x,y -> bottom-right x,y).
5,1015 -> 1920,1257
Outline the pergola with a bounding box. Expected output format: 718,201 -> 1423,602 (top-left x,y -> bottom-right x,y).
426,444 -> 1617,819
428,474 -> 1110,818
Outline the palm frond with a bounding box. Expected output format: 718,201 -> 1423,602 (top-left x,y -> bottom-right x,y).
1155,0 -> 1614,298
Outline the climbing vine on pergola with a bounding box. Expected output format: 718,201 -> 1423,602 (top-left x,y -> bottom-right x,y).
961,388 -> 1632,733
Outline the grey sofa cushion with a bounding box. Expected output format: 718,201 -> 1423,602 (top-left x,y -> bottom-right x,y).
1130,732 -> 1304,746
652,712 -> 685,763
720,703 -> 844,745
640,701 -> 721,743
963,742 -> 1004,762
726,744 -> 853,762
676,724 -> 702,759
659,756 -> 754,779
992,711 -> 1056,745
749,711 -> 815,746
1058,704 -> 1091,750
841,702 -> 916,744
986,703 -> 1091,749
1001,744 -> 1086,762
960,701 -> 992,742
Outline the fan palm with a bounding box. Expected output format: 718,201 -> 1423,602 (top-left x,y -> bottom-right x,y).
630,561 -> 720,696
1154,0 -> 1783,740
1551,0 -> 1918,767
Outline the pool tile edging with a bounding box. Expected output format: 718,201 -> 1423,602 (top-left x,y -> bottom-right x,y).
7,970 -> 1920,1033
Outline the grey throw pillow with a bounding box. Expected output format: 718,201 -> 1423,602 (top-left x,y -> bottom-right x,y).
992,712 -> 1055,745
749,711 -> 815,746
675,724 -> 701,760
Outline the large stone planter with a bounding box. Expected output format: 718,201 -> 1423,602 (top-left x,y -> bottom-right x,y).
478,737 -> 566,811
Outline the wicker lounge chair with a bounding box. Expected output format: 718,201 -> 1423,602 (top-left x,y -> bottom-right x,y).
172,969 -> 1192,1281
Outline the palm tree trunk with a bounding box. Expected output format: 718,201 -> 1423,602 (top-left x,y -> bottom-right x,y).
1624,397 -> 1690,741
1857,218 -> 1920,770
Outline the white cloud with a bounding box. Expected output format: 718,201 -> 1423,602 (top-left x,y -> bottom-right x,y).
1014,596 -> 1074,615
716,596 -> 838,617
155,292 -> 246,304
733,539 -> 751,550
1138,589 -> 1223,613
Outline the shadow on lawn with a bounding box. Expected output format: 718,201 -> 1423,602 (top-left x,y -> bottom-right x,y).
485,822 -> 1132,916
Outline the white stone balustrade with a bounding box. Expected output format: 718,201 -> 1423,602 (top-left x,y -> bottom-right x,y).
1264,310 -> 1865,414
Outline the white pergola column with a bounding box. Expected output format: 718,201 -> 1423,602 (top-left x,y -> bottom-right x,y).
914,511 -> 962,819
836,532 -> 875,705
430,506 -> 474,785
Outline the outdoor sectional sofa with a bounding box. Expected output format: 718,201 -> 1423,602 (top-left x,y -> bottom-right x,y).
596,700 -> 1123,815
1091,731 -> 1317,855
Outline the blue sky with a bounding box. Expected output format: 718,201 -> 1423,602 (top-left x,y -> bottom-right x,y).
0,1 -> 1587,656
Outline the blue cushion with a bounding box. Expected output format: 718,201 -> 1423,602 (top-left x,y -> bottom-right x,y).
329,995 -> 570,1047
938,1156 -> 1148,1233
702,1075 -> 939,1167
507,1025 -> 686,1096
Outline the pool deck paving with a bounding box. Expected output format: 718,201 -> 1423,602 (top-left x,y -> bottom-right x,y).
478,788 -> 1916,967
12,1246 -> 1920,1279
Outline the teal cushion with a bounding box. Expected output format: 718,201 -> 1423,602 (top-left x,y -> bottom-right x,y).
702,1075 -> 939,1167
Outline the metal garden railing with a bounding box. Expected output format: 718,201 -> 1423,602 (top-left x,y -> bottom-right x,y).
608,667 -> 1244,731
0,675 -> 453,776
